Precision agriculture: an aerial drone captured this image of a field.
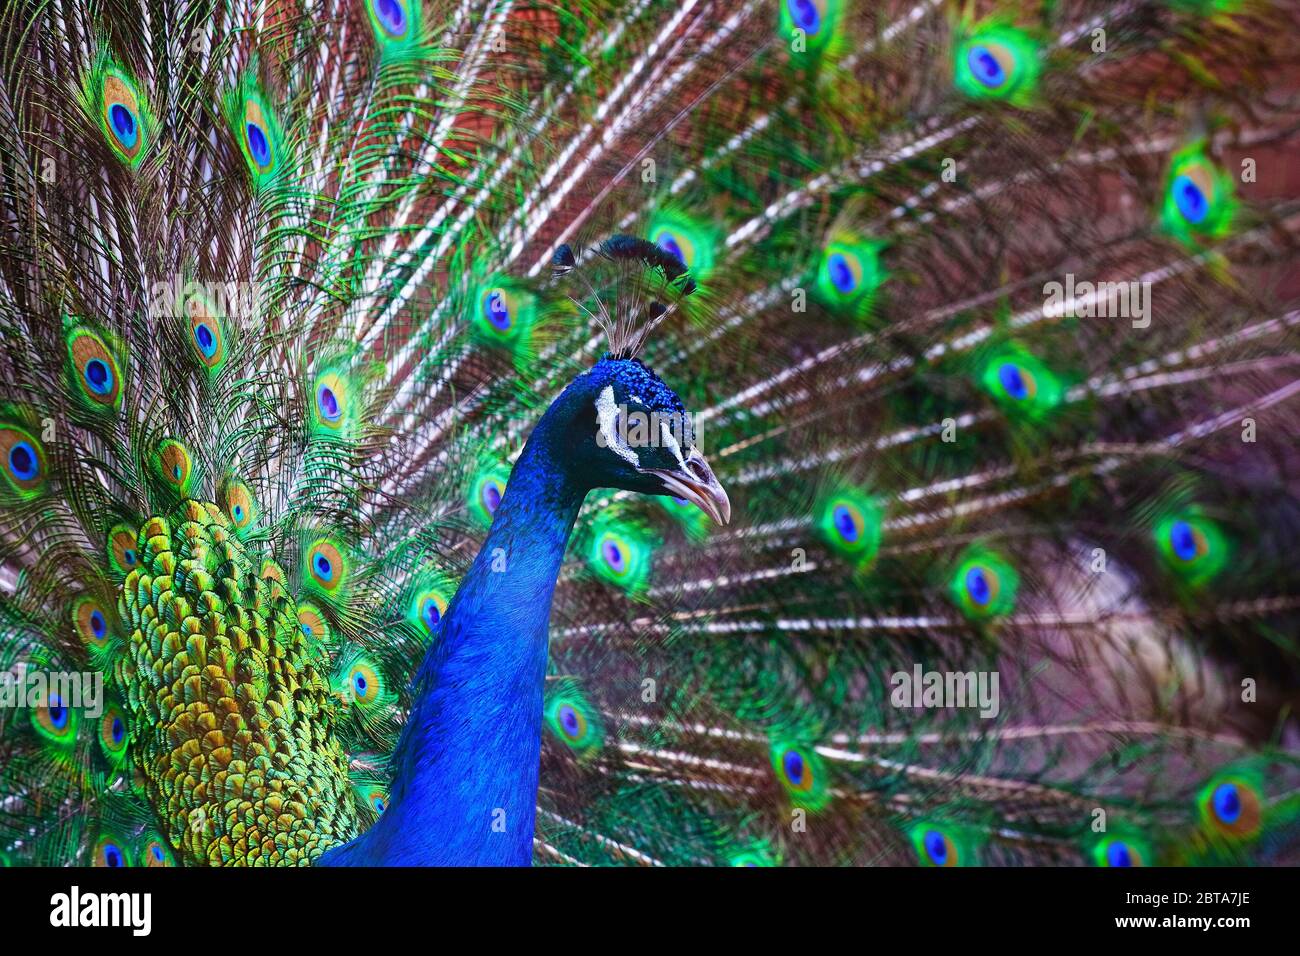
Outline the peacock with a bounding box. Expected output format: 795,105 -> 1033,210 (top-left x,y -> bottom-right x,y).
0,0 -> 1297,869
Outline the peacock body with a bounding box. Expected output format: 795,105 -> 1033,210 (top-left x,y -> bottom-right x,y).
0,0 -> 1298,868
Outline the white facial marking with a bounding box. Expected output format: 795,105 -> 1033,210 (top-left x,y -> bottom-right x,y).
596,385 -> 640,467
659,420 -> 687,467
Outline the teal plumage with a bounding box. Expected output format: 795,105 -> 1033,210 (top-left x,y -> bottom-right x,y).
0,0 -> 1298,867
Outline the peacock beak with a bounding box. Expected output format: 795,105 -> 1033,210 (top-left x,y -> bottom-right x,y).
644,449 -> 731,526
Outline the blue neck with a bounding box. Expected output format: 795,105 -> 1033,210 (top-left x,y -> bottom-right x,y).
319,414 -> 587,865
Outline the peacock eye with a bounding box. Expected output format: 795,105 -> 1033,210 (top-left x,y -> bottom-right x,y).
157,438 -> 192,492
99,842 -> 125,867
965,565 -> 995,606
1173,175 -> 1207,224
547,692 -> 600,752
222,479 -> 257,531
1199,776 -> 1261,840
997,363 -> 1035,401
1,426 -> 45,497
1212,783 -> 1241,823
785,0 -> 824,35
67,328 -> 123,411
195,322 -> 216,355
371,0 -> 409,38
832,503 -> 861,543
920,828 -> 958,867
297,603 -> 330,643
109,104 -> 137,145
421,597 -> 441,628
141,839 -> 173,867
75,598 -> 113,650
783,749 -> 805,786
818,237 -> 884,312
317,385 -> 341,421
99,707 -> 129,760
484,288 -> 512,331
307,539 -> 346,592
966,44 -> 1010,88
188,295 -> 226,371
950,548 -> 1017,619
558,704 -> 582,739
1169,520 -> 1204,562
86,360 -> 111,392
827,252 -> 857,293
1162,148 -> 1233,243
602,538 -> 625,573
246,122 -> 270,166
1106,841 -> 1134,867
98,68 -> 149,164
32,692 -> 78,745
344,658 -> 382,706
482,479 -> 503,515
657,232 -> 683,261
107,524 -> 139,576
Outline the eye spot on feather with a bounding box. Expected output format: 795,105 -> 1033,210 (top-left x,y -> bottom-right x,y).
344,659 -> 382,706
296,603 -> 330,644
966,43 -> 1010,88
785,0 -> 825,35
546,691 -> 601,752
371,0 -> 410,38
307,539 -> 346,592
833,504 -> 861,543
99,69 -> 148,164
1155,513 -> 1225,585
98,706 -> 128,761
1169,520 -> 1205,563
0,425 -> 46,497
142,839 -> 173,867
414,590 -> 448,636
997,363 -> 1036,401
482,288 -> 513,331
964,565 -> 996,606
316,378 -> 344,425
769,740 -> 829,809
602,538 -> 626,575
950,548 -> 1017,619
93,836 -> 128,868
827,252 -> 858,293
482,478 -> 503,516
222,478 -> 257,532
108,524 -> 139,576
32,692 -> 77,745
921,829 -> 958,867
246,120 -> 271,168
74,597 -> 112,649
1106,841 -> 1135,867
1199,777 -> 1261,840
156,438 -> 193,493
67,328 -> 122,411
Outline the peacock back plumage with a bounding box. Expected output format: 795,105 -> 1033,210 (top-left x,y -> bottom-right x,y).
1,0 -> 1298,867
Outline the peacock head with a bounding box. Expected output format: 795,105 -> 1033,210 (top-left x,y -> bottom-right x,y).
538,235 -> 730,525
545,355 -> 730,525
